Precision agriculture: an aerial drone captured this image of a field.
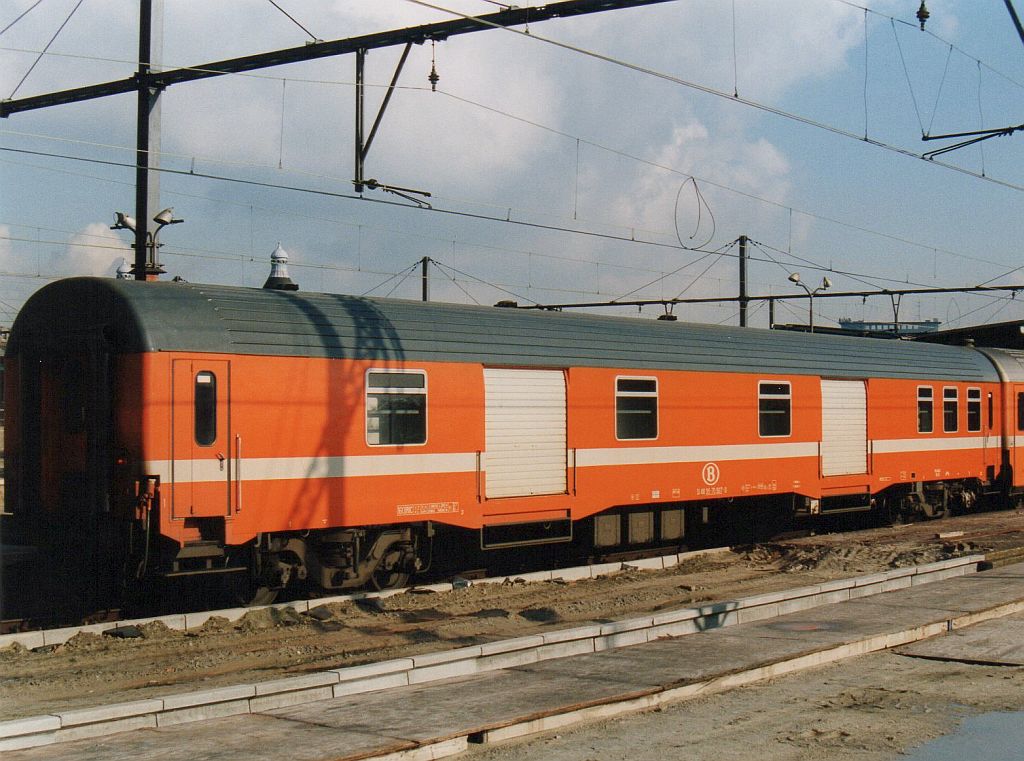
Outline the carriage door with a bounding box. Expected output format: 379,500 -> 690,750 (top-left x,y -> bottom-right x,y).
171,359 -> 232,518
1015,386 -> 1024,487
483,369 -> 567,498
820,379 -> 868,476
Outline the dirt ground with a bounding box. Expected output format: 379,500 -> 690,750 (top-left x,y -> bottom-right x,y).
457,646 -> 1024,761
2,510 -> 1024,722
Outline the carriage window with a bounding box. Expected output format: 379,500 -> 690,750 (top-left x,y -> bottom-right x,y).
917,387 -> 933,433
1018,392 -> 1024,431
759,381 -> 791,437
366,371 -> 427,445
967,388 -> 981,432
194,372 -> 217,446
988,392 -> 994,430
943,387 -> 958,433
616,377 -> 658,440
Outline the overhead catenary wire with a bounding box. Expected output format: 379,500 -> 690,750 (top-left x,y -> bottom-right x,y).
832,0 -> 1024,92
5,1 -> 1024,196
0,0 -> 46,37
264,0 -> 319,41
0,35 -> 1019,273
401,0 -> 1024,195
926,43 -> 954,137
891,18 -> 925,137
7,0 -> 83,100
2,144 -> 1013,302
5,74 -> 1016,276
428,259 -> 482,304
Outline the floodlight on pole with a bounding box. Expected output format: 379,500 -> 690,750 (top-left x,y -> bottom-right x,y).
787,272 -> 831,333
153,207 -> 183,228
110,212 -> 137,233
109,207 -> 183,280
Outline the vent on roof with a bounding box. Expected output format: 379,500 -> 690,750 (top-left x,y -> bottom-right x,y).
263,243 -> 299,291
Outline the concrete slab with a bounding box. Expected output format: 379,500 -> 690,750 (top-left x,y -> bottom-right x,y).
57,699 -> 163,727
974,569 -> 1024,581
896,613 -> 1024,665
160,683 -> 256,710
273,666 -> 659,745
867,574 -> 1021,614
0,715 -> 60,740
0,631 -> 44,650
333,671 -> 410,697
253,672 -> 339,696
333,658 -> 415,682
11,714 -> 408,761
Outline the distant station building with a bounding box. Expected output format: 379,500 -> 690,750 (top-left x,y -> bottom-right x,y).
837,317 -> 941,336
773,318 -> 941,339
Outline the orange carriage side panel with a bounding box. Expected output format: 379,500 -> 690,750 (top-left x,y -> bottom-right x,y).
144,353 -> 487,545
867,378 -> 1001,486
564,367 -> 822,511
133,347 -> 1006,552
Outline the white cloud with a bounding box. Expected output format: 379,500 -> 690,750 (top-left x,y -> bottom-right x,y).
57,223 -> 126,277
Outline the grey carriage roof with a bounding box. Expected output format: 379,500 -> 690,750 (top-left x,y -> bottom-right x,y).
6,277 -> 999,382
978,348 -> 1024,383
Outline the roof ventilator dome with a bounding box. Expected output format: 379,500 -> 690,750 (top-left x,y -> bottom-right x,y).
263,243 -> 299,291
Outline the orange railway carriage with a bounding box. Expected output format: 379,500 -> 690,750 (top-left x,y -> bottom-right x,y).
3,277 -> 1023,611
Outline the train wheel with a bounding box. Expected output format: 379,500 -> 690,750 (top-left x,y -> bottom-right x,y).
370,544 -> 412,590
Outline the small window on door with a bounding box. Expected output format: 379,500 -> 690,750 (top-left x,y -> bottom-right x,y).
966,388 -> 981,432
917,386 -> 933,433
943,387 -> 959,433
1018,392 -> 1024,431
194,371 -> 217,446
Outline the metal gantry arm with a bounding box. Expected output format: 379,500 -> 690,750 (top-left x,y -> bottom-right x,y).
0,0 -> 676,118
355,43 -> 413,194
922,124 -> 1024,160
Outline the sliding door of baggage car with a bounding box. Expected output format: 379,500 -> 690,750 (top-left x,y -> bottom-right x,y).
820,379 -> 868,477
171,359 -> 232,518
483,368 -> 567,498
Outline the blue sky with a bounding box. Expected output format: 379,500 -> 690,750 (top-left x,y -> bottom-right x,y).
1,0 -> 1023,330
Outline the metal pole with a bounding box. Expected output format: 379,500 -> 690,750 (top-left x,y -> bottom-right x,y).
421,256 -> 430,302
1005,0 -> 1024,48
354,49 -> 365,193
768,297 -> 775,328
134,0 -> 156,279
738,235 -> 748,327
808,293 -> 814,333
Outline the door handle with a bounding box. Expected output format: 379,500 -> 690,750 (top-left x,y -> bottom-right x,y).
217,452 -> 226,471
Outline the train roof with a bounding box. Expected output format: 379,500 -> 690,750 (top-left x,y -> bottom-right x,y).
6,277 -> 1000,382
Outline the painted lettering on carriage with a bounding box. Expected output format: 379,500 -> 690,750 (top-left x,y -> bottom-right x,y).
397,501 -> 461,517
696,486 -> 728,497
741,480 -> 779,494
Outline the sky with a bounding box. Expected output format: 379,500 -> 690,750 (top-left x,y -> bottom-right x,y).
1,0 -> 1023,331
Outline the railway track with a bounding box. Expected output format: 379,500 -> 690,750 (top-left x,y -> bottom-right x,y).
0,542 -> 732,643
3,506 -> 1023,648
